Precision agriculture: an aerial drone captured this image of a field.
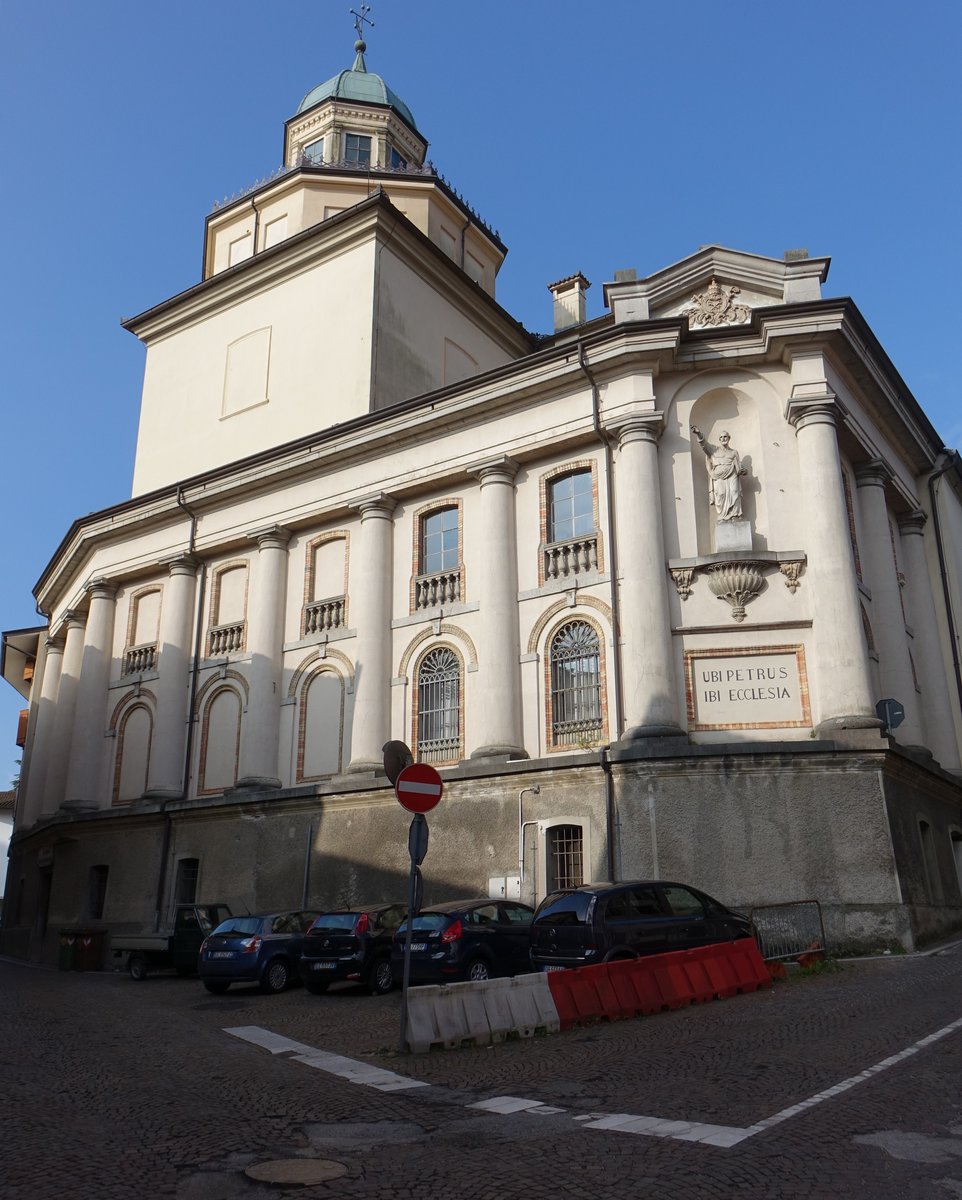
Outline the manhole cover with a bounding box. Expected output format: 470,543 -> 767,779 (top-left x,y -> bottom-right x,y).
244,1159 -> 348,1186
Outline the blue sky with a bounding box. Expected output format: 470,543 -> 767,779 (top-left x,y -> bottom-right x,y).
1,0 -> 960,787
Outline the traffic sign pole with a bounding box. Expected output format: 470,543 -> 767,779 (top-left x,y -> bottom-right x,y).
398,815 -> 427,1054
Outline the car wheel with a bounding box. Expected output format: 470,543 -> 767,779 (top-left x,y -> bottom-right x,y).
305,979 -> 329,995
261,958 -> 290,994
369,957 -> 394,995
463,957 -> 491,983
128,955 -> 148,982
203,980 -> 230,995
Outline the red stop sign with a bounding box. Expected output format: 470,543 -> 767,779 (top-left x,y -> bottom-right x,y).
395,763 -> 444,813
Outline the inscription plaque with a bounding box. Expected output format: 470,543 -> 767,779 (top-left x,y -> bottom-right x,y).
685,646 -> 811,730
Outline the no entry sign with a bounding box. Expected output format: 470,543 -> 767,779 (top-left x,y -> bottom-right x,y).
395,763 -> 444,813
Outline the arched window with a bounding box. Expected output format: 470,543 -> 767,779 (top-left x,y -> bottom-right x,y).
549,621 -> 602,747
113,703 -> 153,805
416,648 -> 461,763
414,505 -> 461,609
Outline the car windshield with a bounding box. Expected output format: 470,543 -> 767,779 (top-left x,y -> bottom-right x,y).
309,914 -> 361,933
533,892 -> 593,926
212,917 -> 262,937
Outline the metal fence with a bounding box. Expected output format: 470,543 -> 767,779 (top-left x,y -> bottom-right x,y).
749,900 -> 826,961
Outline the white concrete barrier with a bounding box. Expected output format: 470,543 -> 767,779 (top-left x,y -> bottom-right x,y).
404,972 -> 561,1054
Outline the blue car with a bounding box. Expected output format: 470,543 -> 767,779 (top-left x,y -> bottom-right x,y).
198,910 -> 320,994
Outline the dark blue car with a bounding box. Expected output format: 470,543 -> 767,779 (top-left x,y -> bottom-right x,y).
198,910 -> 320,994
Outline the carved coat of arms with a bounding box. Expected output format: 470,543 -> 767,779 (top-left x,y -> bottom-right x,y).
687,278 -> 751,327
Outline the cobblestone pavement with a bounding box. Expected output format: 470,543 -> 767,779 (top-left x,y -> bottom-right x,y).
3,946 -> 962,1200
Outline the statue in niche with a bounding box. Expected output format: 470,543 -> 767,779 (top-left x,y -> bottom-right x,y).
690,426 -> 747,522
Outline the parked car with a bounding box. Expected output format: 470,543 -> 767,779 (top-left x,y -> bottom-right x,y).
198,910 -> 320,994
529,880 -> 752,971
392,899 -> 535,984
299,903 -> 406,995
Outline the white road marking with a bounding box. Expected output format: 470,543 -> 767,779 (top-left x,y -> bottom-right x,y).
224,1014 -> 962,1148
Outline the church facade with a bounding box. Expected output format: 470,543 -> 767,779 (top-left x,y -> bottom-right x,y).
4,42 -> 962,963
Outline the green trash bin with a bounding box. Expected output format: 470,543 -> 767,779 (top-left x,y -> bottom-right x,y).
58,930 -> 78,971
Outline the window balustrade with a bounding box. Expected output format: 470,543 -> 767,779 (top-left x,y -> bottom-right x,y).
543,535 -> 599,581
207,622 -> 246,657
122,643 -> 157,675
303,595 -> 346,635
414,569 -> 461,610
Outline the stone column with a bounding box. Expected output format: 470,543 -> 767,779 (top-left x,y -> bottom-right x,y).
43,615 -> 85,814
470,458 -> 526,759
19,637 -> 63,826
897,510 -> 961,767
145,556 -> 198,798
613,416 -> 684,739
347,495 -> 395,773
788,398 -> 878,730
64,580 -> 118,811
237,527 -> 290,789
854,462 -> 923,745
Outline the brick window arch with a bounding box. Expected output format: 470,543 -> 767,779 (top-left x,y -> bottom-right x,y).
413,645 -> 463,764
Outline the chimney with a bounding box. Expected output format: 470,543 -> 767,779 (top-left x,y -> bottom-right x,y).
548,273 -> 591,333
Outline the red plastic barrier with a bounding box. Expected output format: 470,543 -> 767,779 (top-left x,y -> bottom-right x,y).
545,937 -> 771,1029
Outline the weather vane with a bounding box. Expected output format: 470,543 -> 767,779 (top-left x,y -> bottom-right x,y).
351,5 -> 374,43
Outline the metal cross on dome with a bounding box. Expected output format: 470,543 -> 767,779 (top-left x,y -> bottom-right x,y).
351,5 -> 374,41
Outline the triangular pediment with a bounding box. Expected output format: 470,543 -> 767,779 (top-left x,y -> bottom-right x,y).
604,245 -> 830,327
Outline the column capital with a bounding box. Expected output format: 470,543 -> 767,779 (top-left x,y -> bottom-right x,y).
469,455 -> 519,484
160,553 -> 198,576
246,523 -> 291,549
897,508 -> 928,536
853,458 -> 893,489
609,412 -> 666,447
352,492 -> 396,519
785,394 -> 843,432
44,636 -> 65,655
84,577 -> 117,601
57,609 -> 87,636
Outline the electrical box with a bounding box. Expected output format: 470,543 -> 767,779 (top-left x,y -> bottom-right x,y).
505,875 -> 521,900
487,876 -> 506,899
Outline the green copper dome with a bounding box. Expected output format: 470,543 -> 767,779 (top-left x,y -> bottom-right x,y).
296,44 -> 418,132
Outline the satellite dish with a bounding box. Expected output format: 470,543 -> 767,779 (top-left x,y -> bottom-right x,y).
382,740 -> 414,785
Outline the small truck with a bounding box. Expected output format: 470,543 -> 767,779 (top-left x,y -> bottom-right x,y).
111,903 -> 232,980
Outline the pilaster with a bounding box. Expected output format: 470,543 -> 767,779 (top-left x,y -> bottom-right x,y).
236,527 -> 291,789
610,414 -> 684,740
469,457 -> 526,759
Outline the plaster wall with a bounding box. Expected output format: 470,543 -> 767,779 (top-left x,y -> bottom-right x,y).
132,239 -> 378,495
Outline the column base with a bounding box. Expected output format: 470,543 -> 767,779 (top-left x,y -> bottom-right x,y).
234,775 -> 282,791
470,744 -> 528,761
815,716 -> 884,733
142,785 -> 184,801
59,798 -> 99,814
619,723 -> 687,743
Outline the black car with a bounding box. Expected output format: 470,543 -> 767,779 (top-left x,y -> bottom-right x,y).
299,903 -> 406,995
392,899 -> 535,984
529,880 -> 752,971
198,910 -> 320,994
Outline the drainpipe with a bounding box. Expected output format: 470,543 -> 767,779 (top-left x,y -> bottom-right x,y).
518,785 -> 540,905
579,342 -> 623,884
928,450 -> 962,716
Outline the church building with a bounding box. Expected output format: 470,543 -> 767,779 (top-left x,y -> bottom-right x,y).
4,34 -> 962,963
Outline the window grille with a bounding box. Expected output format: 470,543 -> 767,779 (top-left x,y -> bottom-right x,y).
88,866 -> 109,920
174,858 -> 199,906
547,824 -> 584,891
550,621 -> 602,746
417,648 -> 461,763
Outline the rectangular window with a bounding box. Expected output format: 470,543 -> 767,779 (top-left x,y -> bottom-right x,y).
228,233 -> 253,267
421,508 -> 459,574
549,471 -> 594,541
174,858 -> 199,905
344,133 -> 372,165
303,137 -> 324,165
88,865 -> 109,920
547,824 -> 584,892
390,146 -> 407,170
